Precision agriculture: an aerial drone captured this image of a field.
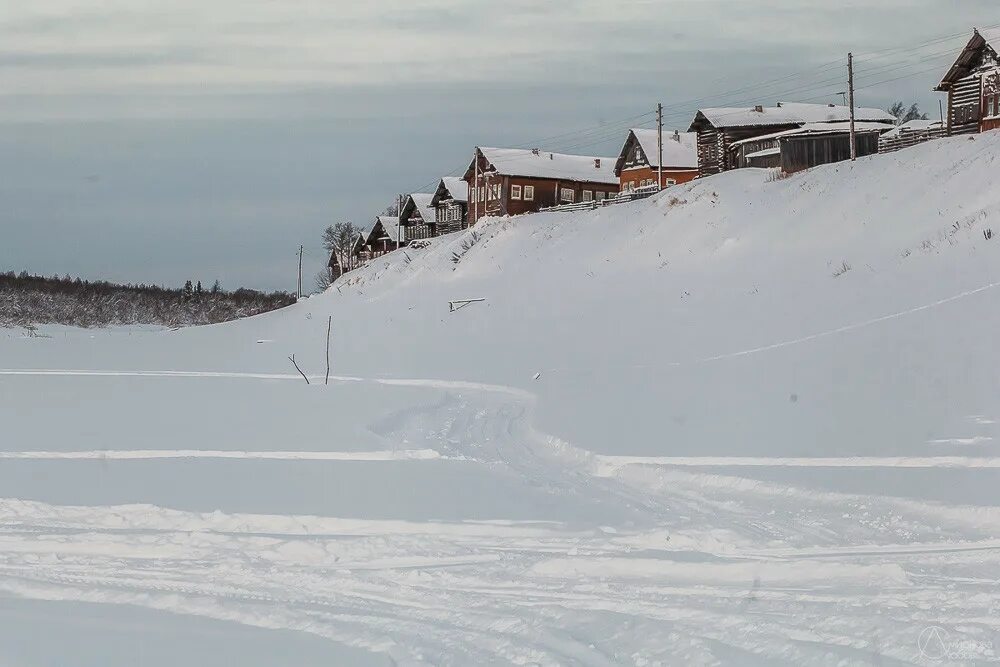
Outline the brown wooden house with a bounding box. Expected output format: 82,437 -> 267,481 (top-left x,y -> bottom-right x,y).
614,129 -> 699,191
430,177 -> 468,235
688,102 -> 896,176
398,193 -> 436,241
463,147 -> 619,224
935,28 -> 1000,135
365,215 -> 402,256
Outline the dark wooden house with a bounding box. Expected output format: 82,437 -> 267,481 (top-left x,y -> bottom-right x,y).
729,122 -> 888,173
430,177 -> 468,235
688,102 -> 896,176
463,147 -> 619,224
398,193 -> 436,241
365,215 -> 402,256
614,129 -> 699,191
935,28 -> 1000,135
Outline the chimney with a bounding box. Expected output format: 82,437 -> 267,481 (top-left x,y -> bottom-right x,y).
754,105 -> 764,113
549,153 -> 554,160
594,158 -> 601,169
672,130 -> 680,142
532,148 -> 540,155
828,103 -> 835,107
776,102 -> 782,107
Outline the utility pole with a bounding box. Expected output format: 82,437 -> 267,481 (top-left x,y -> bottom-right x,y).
397,193 -> 403,246
297,244 -> 303,299
848,52 -> 857,161
657,102 -> 664,189
473,148 -> 480,225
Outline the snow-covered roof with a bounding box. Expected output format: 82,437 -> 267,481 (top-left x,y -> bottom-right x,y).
624,129 -> 699,170
373,215 -> 402,243
879,119 -> 943,140
691,102 -> 895,130
467,147 -> 619,185
404,193 -> 435,225
440,177 -> 468,203
936,28 -> 1000,91
744,147 -> 781,160
729,121 -> 893,148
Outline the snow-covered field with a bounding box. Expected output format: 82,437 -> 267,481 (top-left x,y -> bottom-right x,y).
3,133 -> 1000,665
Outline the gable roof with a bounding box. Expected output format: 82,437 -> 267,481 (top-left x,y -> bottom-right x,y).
367,215 -> 401,245
689,102 -> 895,130
431,176 -> 468,206
615,129 -> 699,175
400,193 -> 435,225
935,28 -> 1000,91
463,147 -> 619,185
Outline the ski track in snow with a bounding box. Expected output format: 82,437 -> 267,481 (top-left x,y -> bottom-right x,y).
2,370 -> 1000,664
5,280 -> 1000,662
0,449 -> 442,461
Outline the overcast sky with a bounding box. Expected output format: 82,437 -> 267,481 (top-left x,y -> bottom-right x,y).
1,0 -> 996,291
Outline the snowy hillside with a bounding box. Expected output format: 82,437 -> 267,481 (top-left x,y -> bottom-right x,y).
3,132 -> 1000,665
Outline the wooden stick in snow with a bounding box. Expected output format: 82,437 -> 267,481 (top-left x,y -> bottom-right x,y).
325,316 -> 332,386
288,354 -> 310,385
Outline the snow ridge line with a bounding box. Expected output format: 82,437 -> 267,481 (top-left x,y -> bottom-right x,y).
595,454 -> 1000,470
0,369 -> 534,400
548,279 -> 1000,373
0,449 -> 442,461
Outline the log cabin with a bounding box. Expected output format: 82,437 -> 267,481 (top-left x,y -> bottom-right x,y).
688,102 -> 896,176
365,215 -> 403,256
935,28 -> 1000,135
614,129 -> 699,191
462,147 -> 619,224
430,177 -> 468,235
398,193 -> 436,241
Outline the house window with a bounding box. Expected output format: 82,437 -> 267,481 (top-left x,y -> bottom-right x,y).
523,185 -> 535,201
582,190 -> 593,202
479,186 -> 485,202
666,178 -> 676,186
560,187 -> 575,203
511,184 -> 522,200
596,191 -> 606,201
989,95 -> 997,118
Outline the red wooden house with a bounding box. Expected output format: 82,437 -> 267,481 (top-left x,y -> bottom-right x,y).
463,147 -> 619,224
614,129 -> 699,191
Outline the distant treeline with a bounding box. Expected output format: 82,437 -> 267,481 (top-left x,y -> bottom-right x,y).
0,271 -> 296,328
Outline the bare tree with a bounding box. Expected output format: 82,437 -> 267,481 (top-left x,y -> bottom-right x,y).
887,101 -> 929,125
322,222 -> 360,278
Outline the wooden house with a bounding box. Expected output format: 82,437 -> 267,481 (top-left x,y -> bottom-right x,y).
729,121 -> 888,172
430,177 -> 468,235
614,129 -> 699,191
398,193 -> 436,241
463,147 -> 619,224
934,28 -> 1000,135
365,215 -> 402,256
351,229 -> 369,266
327,249 -> 344,282
688,102 -> 896,176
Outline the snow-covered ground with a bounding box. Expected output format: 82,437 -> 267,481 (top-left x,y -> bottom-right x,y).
3,133 -> 1000,664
